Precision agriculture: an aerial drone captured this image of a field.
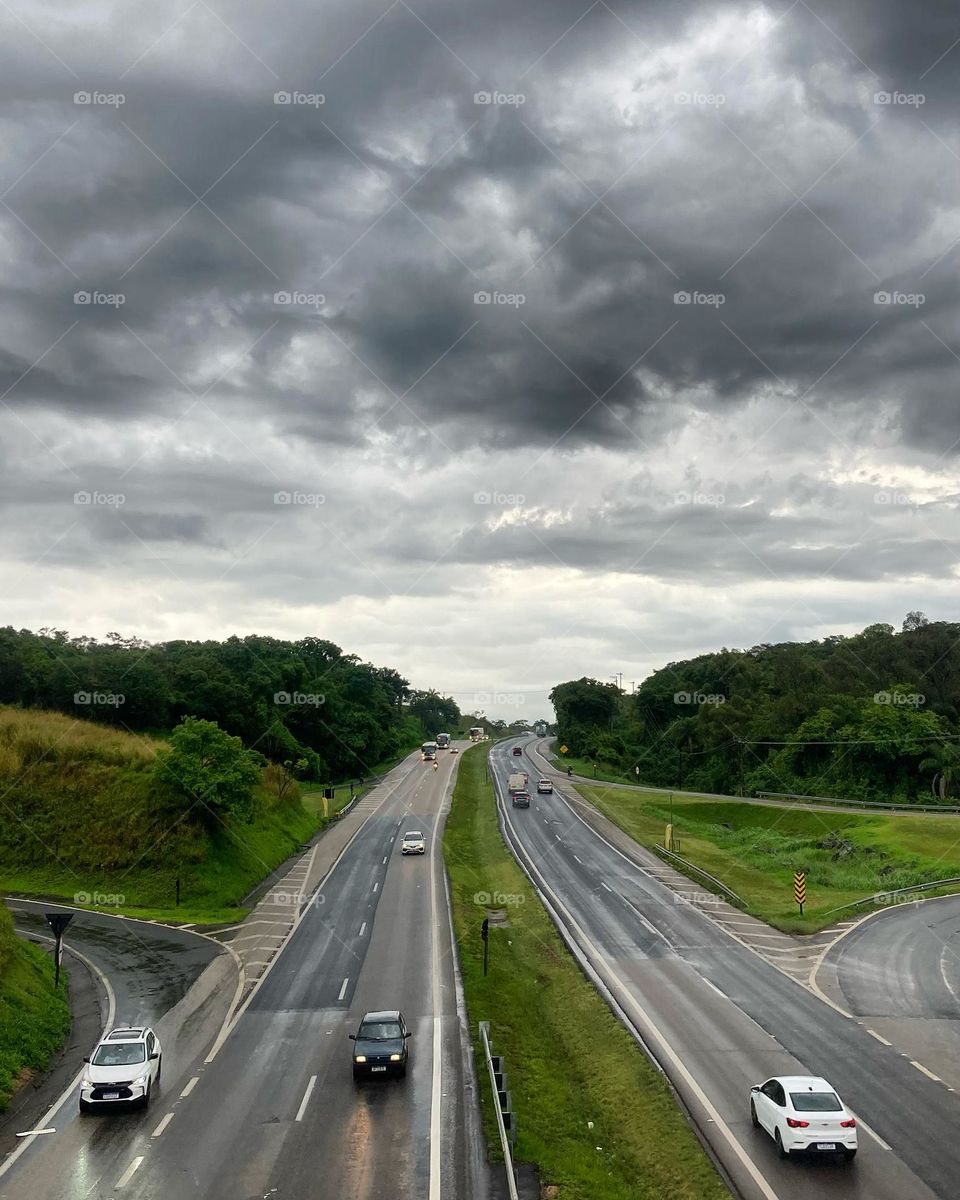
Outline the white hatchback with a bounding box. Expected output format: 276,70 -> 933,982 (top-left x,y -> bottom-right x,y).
80,1027 -> 162,1112
751,1075 -> 857,1160
401,830 -> 426,854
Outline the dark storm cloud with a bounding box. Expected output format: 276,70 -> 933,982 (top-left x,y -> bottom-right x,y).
1,0 -> 959,692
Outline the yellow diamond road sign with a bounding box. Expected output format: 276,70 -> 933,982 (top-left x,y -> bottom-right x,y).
560,745 -> 569,754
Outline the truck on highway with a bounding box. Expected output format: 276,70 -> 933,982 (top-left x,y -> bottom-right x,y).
507,772 -> 526,794
421,741 -> 438,761
436,732 -> 450,749
469,726 -> 484,741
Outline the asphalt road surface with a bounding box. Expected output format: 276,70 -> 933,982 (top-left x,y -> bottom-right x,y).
1,745 -> 486,1200
817,895 -> 960,1091
495,737 -> 960,1200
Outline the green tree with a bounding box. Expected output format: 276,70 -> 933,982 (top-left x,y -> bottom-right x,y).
153,717 -> 262,824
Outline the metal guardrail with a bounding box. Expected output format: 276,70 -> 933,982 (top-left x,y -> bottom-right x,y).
478,1021 -> 518,1200
757,790 -> 960,814
652,844 -> 743,904
822,875 -> 960,916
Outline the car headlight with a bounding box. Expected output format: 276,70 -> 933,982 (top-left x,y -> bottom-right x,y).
81,1077 -> 93,1088
133,1071 -> 151,1087
354,1055 -> 367,1063
389,1053 -> 402,1062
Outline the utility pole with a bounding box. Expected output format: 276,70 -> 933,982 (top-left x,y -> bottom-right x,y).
737,737 -> 745,796
678,746 -> 684,790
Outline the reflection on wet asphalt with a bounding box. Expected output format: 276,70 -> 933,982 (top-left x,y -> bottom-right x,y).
11,907 -> 221,1026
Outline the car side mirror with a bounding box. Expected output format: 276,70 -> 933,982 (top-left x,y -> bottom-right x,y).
403,1031 -> 411,1038
83,1056 -> 90,1063
750,1085 -> 759,1092
149,1052 -> 159,1060
348,1034 -> 356,1041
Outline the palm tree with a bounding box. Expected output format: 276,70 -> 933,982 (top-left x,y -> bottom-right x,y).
919,742 -> 960,801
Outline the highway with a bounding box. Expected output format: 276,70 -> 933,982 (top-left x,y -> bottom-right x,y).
1,746 -> 486,1200
493,737 -> 960,1200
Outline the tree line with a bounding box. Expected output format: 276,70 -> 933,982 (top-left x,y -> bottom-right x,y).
550,614 -> 960,803
0,626 -> 460,784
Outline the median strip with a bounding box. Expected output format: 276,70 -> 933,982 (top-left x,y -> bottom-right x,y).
443,745 -> 730,1200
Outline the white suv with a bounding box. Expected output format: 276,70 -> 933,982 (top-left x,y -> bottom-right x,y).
80,1027 -> 162,1113
401,830 -> 426,854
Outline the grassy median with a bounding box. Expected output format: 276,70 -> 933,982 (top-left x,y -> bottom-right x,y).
444,745 -> 729,1200
578,783 -> 960,931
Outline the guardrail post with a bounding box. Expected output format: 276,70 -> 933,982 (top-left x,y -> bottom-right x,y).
479,1022 -> 519,1197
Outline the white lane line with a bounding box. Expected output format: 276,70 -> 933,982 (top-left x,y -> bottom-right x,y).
115,1157 -> 144,1188
295,1074 -> 317,1121
383,856 -> 388,864
911,1060 -> 943,1082
638,914 -> 661,939
856,1115 -> 891,1151
497,783 -> 781,1200
554,834 -> 561,841
599,881 -> 612,892
0,936 -> 117,1180
151,1112 -> 174,1138
865,1029 -> 892,1046
429,782 -> 444,1200
373,881 -> 380,892
338,977 -> 349,1001
180,1076 -> 199,1098
573,854 -> 582,864
359,921 -> 367,936
15,1128 -> 55,1138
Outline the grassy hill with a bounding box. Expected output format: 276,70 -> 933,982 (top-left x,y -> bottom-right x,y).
0,707 -> 321,921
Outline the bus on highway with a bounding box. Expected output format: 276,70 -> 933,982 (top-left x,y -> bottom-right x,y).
469,726 -> 484,741
421,741 -> 438,761
436,732 -> 450,749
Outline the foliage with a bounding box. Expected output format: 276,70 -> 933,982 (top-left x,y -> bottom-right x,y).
153,717 -> 263,825
0,626 -> 456,780
552,617 -> 960,804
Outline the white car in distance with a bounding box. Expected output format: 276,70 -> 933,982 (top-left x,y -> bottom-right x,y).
401,830 -> 426,855
750,1075 -> 857,1161
80,1027 -> 162,1112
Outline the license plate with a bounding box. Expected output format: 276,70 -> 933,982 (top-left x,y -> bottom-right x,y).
371,1066 -> 387,1073
103,1091 -> 119,1099
815,1142 -> 836,1150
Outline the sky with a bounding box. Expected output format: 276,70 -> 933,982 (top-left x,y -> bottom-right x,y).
1,0 -> 958,721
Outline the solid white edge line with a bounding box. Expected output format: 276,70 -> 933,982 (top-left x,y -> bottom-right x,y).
429,767 -> 444,1200
0,935 -> 117,1179
151,1112 -> 174,1138
295,1074 -> 317,1121
115,1156 -> 144,1188
856,1114 -> 891,1151
338,977 -> 349,1001
359,922 -> 366,936
179,1076 -> 199,1098
866,1028 -> 892,1046
911,1060 -> 942,1082
492,752 -> 781,1200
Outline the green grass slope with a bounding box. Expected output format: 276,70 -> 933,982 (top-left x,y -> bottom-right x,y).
0,706 -> 321,922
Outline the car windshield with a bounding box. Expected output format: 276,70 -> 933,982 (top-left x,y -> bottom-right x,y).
359,1022 -> 402,1040
790,1091 -> 842,1112
92,1042 -> 145,1066
404,832 -> 423,840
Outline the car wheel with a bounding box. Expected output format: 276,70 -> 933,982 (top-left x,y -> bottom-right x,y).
398,1064 -> 407,1079
352,1069 -> 361,1083
750,1101 -> 759,1129
156,1056 -> 162,1084
79,1099 -> 90,1115
775,1129 -> 788,1159
843,1149 -> 857,1162
141,1081 -> 151,1111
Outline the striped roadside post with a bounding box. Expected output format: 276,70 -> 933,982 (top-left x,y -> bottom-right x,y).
794,871 -> 806,915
